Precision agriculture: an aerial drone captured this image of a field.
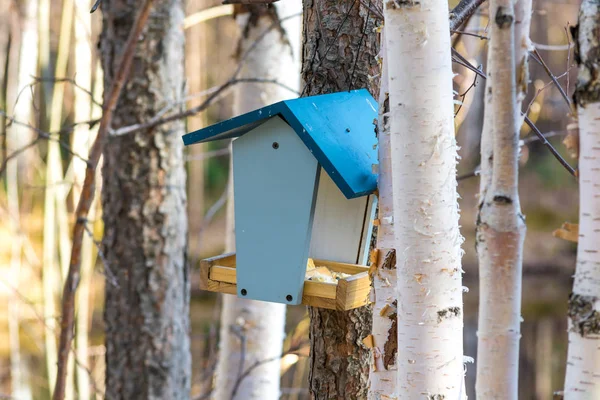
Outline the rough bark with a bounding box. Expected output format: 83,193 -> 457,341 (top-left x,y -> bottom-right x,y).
384,0 -> 465,398
475,0 -> 529,398
302,1 -> 379,398
564,1 -> 600,397
100,0 -> 191,398
212,3 -> 300,399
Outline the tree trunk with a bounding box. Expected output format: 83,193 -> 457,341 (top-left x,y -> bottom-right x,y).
563,1 -> 600,397
100,0 -> 191,398
368,29 -> 397,399
475,0 -> 528,397
212,3 -> 301,399
302,1 -> 379,398
384,0 -> 465,398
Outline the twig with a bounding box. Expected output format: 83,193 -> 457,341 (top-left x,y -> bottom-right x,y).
111,78 -> 296,136
458,131 -> 571,181
361,0 -> 383,19
32,76 -> 103,107
449,0 -> 487,31
455,64 -> 480,117
451,48 -> 576,176
530,49 -> 572,109
82,222 -> 118,287
451,29 -> 488,40
0,137 -> 41,177
532,42 -> 572,51
229,346 -> 307,399
53,1 -> 155,399
0,111 -> 90,168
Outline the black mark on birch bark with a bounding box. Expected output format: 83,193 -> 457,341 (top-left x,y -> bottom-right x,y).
494,6 -> 514,29
385,0 -> 420,8
493,195 -> 513,205
437,306 -> 461,323
428,395 -> 446,400
568,293 -> 600,336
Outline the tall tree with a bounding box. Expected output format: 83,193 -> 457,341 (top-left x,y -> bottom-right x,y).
302,1 -> 379,397
368,28 -> 397,399
563,1 -> 600,397
212,3 -> 301,399
475,0 -> 529,397
384,0 -> 465,398
100,0 -> 191,398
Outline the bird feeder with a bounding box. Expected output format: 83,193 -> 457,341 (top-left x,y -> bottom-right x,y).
183,89 -> 378,310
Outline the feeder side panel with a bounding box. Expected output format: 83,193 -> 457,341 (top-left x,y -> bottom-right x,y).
232,117 -> 319,305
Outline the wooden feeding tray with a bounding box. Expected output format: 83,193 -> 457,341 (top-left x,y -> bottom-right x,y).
200,253 -> 371,311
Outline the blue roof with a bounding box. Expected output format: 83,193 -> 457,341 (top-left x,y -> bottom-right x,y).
182,89 -> 378,199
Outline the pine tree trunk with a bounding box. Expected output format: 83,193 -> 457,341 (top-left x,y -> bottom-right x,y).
212,3 -> 301,399
563,1 -> 600,397
475,0 -> 528,397
302,1 -> 379,398
384,1 -> 465,398
101,1 -> 191,398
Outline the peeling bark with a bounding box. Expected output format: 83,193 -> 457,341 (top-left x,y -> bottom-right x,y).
384,0 -> 465,398
302,1 -> 379,398
564,2 -> 600,397
100,0 -> 191,398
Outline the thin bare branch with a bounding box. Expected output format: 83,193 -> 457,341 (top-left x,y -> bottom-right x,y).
530,49 -> 572,109
0,137 -> 41,177
111,78 -> 297,136
0,111 -> 91,170
449,0 -> 487,31
451,48 -> 577,176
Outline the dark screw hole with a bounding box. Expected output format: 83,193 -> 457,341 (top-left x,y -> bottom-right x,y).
286,295 -> 293,302
241,289 -> 247,296
272,142 -> 279,149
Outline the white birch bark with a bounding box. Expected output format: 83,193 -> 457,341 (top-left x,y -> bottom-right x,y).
384,1 -> 465,398
12,0 -> 39,173
212,3 -> 301,400
475,0 -> 528,397
564,1 -> 600,397
368,31 -> 398,399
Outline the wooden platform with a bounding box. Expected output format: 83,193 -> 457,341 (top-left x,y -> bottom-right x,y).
199,252 -> 371,311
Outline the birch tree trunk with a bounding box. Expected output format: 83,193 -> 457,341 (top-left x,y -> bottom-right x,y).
368,30 -> 398,399
12,0 -> 38,173
212,4 -> 300,399
101,0 -> 191,398
302,1 -> 379,397
563,1 -> 600,397
475,0 -> 528,397
384,1 -> 465,398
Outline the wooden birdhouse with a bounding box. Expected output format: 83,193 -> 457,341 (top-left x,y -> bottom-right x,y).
183,89 -> 378,310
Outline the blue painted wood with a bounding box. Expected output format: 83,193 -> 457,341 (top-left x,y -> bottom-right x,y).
232,117 -> 319,305
182,89 -> 378,199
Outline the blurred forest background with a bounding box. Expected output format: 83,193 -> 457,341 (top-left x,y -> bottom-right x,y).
0,0 -> 580,398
